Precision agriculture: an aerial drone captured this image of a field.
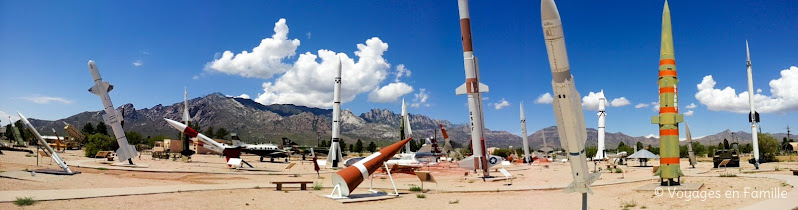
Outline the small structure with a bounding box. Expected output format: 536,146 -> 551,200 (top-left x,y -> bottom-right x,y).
627,149 -> 658,167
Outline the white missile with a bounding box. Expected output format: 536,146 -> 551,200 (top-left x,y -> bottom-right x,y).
455,0 -> 491,177
164,118 -> 226,154
520,102 -> 531,163
183,86 -> 190,123
327,57 -> 344,168
18,112 -> 74,174
746,40 -> 760,169
685,121 -> 697,168
87,60 -> 138,164
541,0 -> 599,196
595,90 -> 607,160
401,98 -> 413,153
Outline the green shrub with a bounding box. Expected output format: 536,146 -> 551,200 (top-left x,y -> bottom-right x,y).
14,197 -> 36,206
313,184 -> 323,190
416,194 -> 426,199
409,184 -> 422,192
84,134 -> 117,157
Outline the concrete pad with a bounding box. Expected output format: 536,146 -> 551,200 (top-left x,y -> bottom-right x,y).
321,192 -> 400,203
30,169 -> 81,175
0,171 -> 67,182
634,182 -> 704,191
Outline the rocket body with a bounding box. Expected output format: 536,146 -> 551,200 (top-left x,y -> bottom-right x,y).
455,0 -> 490,177
541,0 -> 599,194
400,99 -> 413,153
746,41 -> 760,169
165,118 -> 226,153
595,92 -> 606,160
520,103 -> 531,163
327,58 -> 344,168
440,124 -> 453,154
87,60 -> 138,163
332,138 -> 412,197
650,1 -> 684,183
18,112 -> 73,173
685,122 -> 697,168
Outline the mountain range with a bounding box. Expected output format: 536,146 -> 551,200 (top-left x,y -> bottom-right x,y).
27,93 -> 792,149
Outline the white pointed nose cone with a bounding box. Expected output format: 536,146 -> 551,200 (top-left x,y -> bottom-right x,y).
541,0 -> 561,22
164,118 -> 187,131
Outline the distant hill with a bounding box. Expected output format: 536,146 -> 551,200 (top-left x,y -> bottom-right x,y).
27,92 -> 788,149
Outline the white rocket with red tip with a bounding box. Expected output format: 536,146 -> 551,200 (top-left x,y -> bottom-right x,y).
164,118 -> 240,161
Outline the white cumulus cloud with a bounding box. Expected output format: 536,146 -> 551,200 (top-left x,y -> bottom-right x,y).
695,66 -> 798,113
394,64 -> 411,83
132,60 -> 143,67
493,98 -> 510,110
368,82 -> 414,103
21,95 -> 73,104
581,91 -> 607,111
236,94 -> 251,99
634,103 -> 649,109
685,103 -> 697,109
411,88 -> 430,108
204,18 -> 301,79
534,93 -> 553,104
610,97 -> 631,107
684,110 -> 694,116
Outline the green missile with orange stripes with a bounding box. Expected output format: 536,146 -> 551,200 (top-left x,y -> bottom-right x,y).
651,0 -> 684,185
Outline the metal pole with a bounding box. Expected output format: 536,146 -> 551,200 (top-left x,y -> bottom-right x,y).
582,193 -> 587,210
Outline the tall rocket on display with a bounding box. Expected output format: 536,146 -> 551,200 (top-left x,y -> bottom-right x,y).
650,1 -> 684,185
540,0 -> 600,199
327,57 -> 344,168
181,87 -> 195,157
400,99 -> 413,153
594,91 -> 607,160
455,0 -> 491,177
745,41 -> 761,169
87,60 -> 139,164
520,103 -> 531,163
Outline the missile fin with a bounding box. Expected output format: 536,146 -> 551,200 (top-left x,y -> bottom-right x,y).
478,83 -> 489,93
455,83 -> 467,95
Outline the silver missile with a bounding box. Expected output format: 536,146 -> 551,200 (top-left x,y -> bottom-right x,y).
540,0 -> 599,195
87,60 -> 138,164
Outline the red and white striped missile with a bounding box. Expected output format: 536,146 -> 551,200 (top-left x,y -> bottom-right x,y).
332,137 -> 412,197
164,118 -> 237,159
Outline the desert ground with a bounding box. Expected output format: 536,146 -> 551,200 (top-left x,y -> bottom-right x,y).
1,148 -> 796,210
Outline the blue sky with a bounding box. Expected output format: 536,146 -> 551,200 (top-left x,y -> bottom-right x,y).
1,0 -> 796,138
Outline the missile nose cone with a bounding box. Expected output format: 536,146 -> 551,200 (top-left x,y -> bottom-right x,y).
540,0 -> 560,21
164,118 -> 186,130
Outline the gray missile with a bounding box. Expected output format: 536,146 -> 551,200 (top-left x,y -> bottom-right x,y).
87,60 -> 138,164
540,0 -> 599,198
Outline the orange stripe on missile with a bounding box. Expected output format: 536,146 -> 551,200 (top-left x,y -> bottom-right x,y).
659,59 -> 675,66
660,129 -> 679,136
659,87 -> 676,94
658,70 -> 677,77
660,157 -> 680,164
660,107 -> 677,114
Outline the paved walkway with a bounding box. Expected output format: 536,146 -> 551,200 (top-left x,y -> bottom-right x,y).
0,183 -> 270,203
738,173 -> 797,210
